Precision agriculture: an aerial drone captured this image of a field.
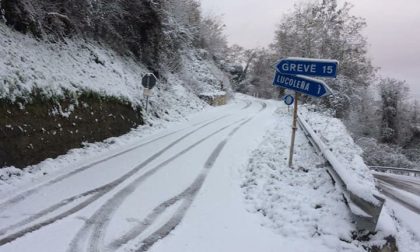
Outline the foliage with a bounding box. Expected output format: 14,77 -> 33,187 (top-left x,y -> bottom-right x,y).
266,0 -> 420,166
270,0 -> 375,115
240,48 -> 278,98
378,78 -> 411,144
198,13 -> 228,59
272,0 -> 374,81
0,0 -> 229,73
356,137 -> 415,168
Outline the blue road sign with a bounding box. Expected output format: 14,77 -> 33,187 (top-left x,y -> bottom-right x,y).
284,95 -> 294,105
276,58 -> 338,78
273,72 -> 332,98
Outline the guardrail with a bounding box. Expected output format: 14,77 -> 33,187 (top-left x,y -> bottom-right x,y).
369,166 -> 420,177
298,114 -> 385,232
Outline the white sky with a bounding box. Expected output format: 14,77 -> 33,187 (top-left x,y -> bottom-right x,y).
200,0 -> 420,100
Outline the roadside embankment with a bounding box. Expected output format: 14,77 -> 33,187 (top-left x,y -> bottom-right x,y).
0,90 -> 143,168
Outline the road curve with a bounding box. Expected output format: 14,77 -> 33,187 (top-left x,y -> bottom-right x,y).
374,173 -> 420,214
0,98 -> 276,252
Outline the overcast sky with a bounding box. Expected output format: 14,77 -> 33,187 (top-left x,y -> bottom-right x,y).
200,0 -> 420,100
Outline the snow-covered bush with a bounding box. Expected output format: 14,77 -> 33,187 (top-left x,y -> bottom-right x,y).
356,137 -> 415,168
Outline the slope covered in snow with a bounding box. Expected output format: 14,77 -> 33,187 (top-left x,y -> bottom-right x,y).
0,20 -> 229,168
0,23 -> 224,106
240,105 -> 420,252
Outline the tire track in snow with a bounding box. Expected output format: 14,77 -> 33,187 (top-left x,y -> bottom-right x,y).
0,99 -> 250,212
108,104 -> 267,252
107,188 -> 191,251
0,119 -> 212,213
374,174 -> 420,196
241,100 -> 252,110
0,114 -> 233,246
69,118 -> 247,252
0,185 -> 104,236
259,101 -> 267,112
132,117 -> 256,252
376,180 -> 420,214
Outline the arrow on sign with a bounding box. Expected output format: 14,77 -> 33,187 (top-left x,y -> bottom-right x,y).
276,57 -> 338,78
273,72 -> 332,98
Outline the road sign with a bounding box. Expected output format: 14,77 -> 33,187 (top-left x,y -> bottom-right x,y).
284,95 -> 294,105
142,73 -> 157,89
273,72 -> 332,98
273,57 -> 338,167
276,57 -> 338,78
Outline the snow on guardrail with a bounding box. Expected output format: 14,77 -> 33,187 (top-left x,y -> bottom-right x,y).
298,113 -> 385,232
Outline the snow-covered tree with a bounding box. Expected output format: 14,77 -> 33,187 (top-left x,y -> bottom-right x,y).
411,100 -> 419,124
270,0 -> 375,116
199,14 -> 228,58
235,48 -> 278,98
356,137 -> 415,168
163,0 -> 201,45
345,87 -> 380,138
378,78 -> 411,144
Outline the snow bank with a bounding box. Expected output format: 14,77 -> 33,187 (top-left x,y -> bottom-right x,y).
242,108 -> 360,251
298,106 -> 420,251
299,106 -> 379,203
241,104 -> 398,251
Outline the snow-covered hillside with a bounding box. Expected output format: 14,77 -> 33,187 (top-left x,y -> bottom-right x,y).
0,23 -> 225,106
0,21 -> 230,168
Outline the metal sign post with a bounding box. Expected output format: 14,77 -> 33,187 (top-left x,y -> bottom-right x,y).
143,88 -> 152,112
288,92 -> 300,167
141,73 -> 157,113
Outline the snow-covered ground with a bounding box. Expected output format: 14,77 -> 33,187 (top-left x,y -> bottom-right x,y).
240,105 -> 394,252
0,20 -> 229,178
0,22 -> 223,118
1,21 -> 420,252
0,96 -> 272,252
295,107 -> 420,252
373,172 -> 420,249
0,95 -> 419,252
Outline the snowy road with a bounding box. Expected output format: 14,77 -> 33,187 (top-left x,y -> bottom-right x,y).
3,96 -> 420,252
374,173 -> 420,214
373,173 -> 420,243
0,97 -> 279,252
